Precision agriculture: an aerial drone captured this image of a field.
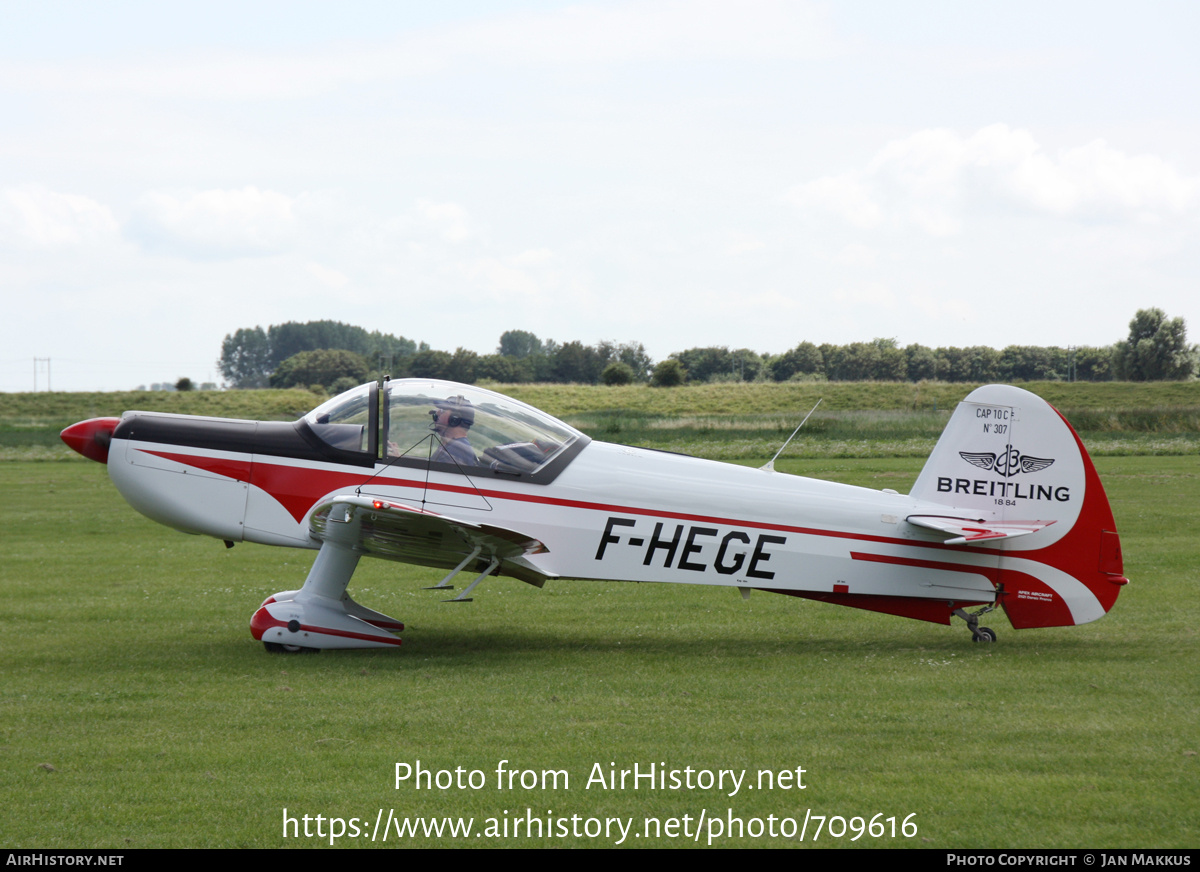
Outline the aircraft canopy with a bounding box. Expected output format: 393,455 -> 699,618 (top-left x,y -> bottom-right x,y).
303,379 -> 585,477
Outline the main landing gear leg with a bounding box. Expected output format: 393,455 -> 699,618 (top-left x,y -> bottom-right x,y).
953,606 -> 998,643
251,503 -> 405,653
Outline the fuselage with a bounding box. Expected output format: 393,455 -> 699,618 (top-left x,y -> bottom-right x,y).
66,379 -> 1126,638
103,413 -> 997,609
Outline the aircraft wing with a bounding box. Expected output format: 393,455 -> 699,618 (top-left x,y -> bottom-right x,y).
309,495 -> 553,587
906,514 -> 1055,546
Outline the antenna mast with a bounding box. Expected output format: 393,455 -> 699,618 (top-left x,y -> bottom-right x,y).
761,399 -> 821,472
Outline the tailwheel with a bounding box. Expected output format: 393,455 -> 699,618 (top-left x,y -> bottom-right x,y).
264,642 -> 320,654
953,605 -> 999,643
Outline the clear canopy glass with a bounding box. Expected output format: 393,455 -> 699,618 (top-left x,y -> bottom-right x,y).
303,384 -> 374,453
384,379 -> 582,474
303,379 -> 584,475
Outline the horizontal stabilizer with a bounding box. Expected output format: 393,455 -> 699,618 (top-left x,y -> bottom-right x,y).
907,514 -> 1055,546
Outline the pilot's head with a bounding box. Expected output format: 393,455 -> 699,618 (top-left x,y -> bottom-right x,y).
430,395 -> 474,433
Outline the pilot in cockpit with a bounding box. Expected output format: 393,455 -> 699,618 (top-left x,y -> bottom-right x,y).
428,395 -> 478,467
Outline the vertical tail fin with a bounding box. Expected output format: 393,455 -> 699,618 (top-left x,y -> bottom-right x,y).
911,385 -> 1127,629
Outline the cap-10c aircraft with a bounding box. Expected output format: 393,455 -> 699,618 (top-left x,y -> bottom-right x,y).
61,379 -> 1127,652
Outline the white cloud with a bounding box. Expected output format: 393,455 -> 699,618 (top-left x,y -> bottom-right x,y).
0,186 -> 117,247
788,173 -> 882,229
791,124 -> 1200,235
130,186 -> 299,257
1046,139 -> 1198,216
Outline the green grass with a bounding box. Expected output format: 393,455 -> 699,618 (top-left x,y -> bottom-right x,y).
1,457 -> 1196,848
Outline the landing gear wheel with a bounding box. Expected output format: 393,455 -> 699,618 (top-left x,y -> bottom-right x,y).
954,604 -> 1000,643
264,641 -> 320,654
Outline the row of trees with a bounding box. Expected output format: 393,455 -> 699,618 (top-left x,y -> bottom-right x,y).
401,332 -> 654,386
759,339 -> 1116,384
218,322 -> 654,390
217,310 -> 1197,391
219,322 -> 424,389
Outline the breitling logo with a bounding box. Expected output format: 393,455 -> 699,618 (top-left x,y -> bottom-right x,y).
959,445 -> 1055,478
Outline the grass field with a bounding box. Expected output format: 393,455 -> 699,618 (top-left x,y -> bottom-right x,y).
1,453 -> 1196,849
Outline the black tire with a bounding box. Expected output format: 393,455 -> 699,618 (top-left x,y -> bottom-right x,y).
973,627 -> 997,643
264,641 -> 320,654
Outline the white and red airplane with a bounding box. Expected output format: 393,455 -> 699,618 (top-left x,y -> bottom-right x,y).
61,379 -> 1127,652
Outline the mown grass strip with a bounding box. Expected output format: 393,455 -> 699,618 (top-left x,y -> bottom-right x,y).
0,457 -> 1196,848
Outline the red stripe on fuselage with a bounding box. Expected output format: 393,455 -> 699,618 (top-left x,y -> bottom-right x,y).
850,550 -> 1077,627
250,462 -> 390,523
764,588 -> 990,625
142,452 -> 254,485
851,550 -> 1000,580
138,447 -> 1016,558
142,449 -> 389,523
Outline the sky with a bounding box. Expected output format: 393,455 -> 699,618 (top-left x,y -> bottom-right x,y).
2,0 -> 1198,391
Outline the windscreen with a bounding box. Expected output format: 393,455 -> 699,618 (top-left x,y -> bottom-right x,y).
303,384 -> 373,453
384,379 -> 582,474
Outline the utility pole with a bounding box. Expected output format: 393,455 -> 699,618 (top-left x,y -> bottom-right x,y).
33,357 -> 51,391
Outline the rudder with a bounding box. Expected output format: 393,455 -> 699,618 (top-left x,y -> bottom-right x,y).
911,385 -> 1127,629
